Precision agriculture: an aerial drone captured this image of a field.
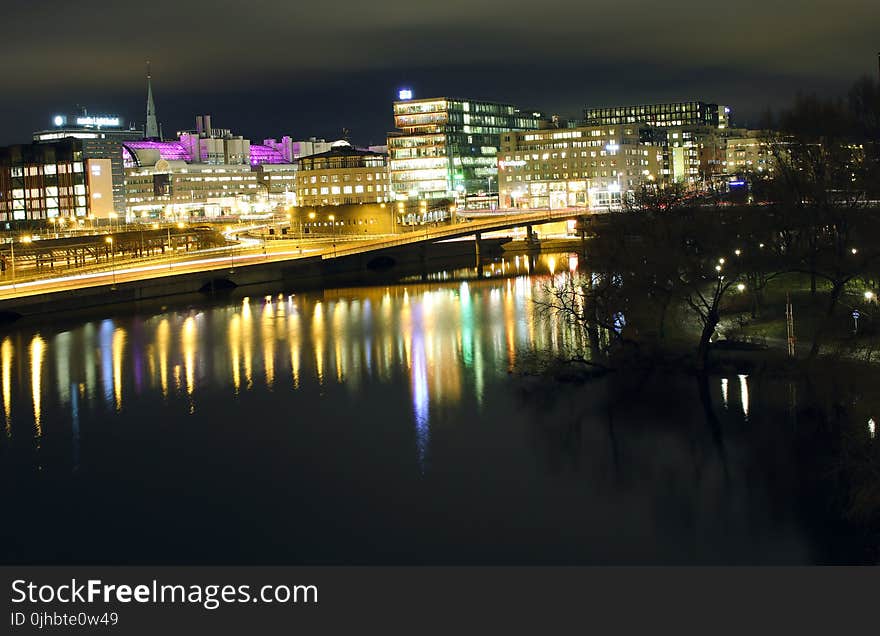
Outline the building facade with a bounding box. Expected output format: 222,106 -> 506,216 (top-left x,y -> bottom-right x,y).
498,125 -> 663,210
723,130 -> 775,176
0,139 -> 114,224
584,101 -> 731,129
295,142 -> 391,207
388,95 -> 545,205
33,113 -> 142,214
122,117 -> 297,218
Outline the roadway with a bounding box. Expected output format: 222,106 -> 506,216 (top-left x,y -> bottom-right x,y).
0,208 -> 585,301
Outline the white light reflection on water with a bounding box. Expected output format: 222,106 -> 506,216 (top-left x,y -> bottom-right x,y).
738,374 -> 749,419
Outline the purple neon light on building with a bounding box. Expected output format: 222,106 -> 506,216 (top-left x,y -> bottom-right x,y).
123,140 -> 192,167
249,144 -> 286,165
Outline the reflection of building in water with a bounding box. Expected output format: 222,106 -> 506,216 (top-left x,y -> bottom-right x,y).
229,313 -> 242,393
30,335 -> 45,438
99,320 -> 114,408
112,327 -> 126,411
1,258 -> 585,466
182,316 -> 197,397
288,302 -> 301,389
55,332 -> 71,406
242,300 -> 254,390
157,318 -> 170,397
2,337 -> 12,436
261,299 -> 277,389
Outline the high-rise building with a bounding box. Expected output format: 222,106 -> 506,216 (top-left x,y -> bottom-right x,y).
33,113 -> 142,215
388,94 -> 545,206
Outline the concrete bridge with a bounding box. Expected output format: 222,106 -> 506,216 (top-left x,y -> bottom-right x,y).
0,208 -> 590,320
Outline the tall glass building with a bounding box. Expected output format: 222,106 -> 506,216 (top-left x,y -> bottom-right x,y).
388,95 -> 545,205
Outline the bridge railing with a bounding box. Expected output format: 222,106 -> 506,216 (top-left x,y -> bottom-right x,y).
323,209 -> 580,260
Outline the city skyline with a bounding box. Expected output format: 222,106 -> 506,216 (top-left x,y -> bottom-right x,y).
1,1 -> 877,146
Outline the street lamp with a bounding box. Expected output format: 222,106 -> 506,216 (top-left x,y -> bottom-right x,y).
328,214 -> 336,257
225,225 -> 235,271
105,236 -> 116,287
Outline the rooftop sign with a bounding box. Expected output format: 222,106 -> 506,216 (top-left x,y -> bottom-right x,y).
75,116 -> 121,128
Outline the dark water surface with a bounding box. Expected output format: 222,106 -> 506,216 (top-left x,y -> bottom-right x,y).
0,253 -> 876,564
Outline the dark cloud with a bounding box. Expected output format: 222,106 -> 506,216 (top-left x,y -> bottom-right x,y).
1,0 -> 876,145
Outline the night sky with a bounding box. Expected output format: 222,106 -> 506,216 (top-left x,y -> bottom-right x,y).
2,0 -> 877,146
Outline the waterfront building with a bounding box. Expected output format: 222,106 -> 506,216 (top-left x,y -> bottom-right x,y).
498,124 -> 663,210
123,115 -> 297,218
388,94 -> 545,207
291,202 -> 394,237
0,138 -> 114,224
295,141 -> 391,207
33,112 -> 142,215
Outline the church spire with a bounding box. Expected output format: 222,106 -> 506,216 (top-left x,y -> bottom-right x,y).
145,61 -> 159,139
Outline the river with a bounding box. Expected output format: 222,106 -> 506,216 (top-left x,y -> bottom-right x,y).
0,252 -> 875,564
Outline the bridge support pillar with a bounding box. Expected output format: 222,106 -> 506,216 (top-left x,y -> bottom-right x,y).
579,217 -> 587,253
475,232 -> 483,275
525,224 -> 539,249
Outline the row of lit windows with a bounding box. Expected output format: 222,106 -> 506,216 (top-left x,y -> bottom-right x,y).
300,172 -> 387,184
505,159 -> 648,171
7,162 -> 84,177
504,149 -> 651,161
588,103 -> 705,116
299,184 -> 388,196
504,170 -> 642,182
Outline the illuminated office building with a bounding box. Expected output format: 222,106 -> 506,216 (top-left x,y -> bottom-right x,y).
388,93 -> 545,205
123,115 -> 297,218
498,125 -> 663,210
582,102 -> 735,186
295,141 -> 390,207
0,139 -> 114,224
33,113 -> 142,214
723,130 -> 776,176
584,101 -> 731,130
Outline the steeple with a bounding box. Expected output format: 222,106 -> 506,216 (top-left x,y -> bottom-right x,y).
145,61 -> 159,139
